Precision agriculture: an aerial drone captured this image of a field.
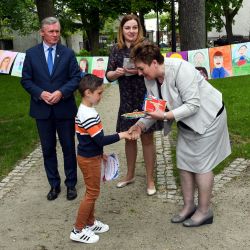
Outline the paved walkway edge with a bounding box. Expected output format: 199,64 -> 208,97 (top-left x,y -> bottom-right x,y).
1,131 -> 249,203
155,130 -> 250,204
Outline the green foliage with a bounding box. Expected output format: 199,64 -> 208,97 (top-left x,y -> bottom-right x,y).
130,0 -> 166,14
206,0 -> 244,32
0,0 -> 38,37
76,49 -> 91,56
54,1 -> 82,38
101,17 -> 119,43
76,48 -> 110,56
96,48 -> 109,56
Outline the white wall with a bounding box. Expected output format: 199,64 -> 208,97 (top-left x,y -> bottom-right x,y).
13,32 -> 41,52
145,18 -> 157,42
13,31 -> 82,53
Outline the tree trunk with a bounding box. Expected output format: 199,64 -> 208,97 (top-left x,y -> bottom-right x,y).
179,0 -> 206,50
224,15 -> 233,43
86,28 -> 100,55
138,11 -> 146,37
81,10 -> 100,55
35,0 -> 54,23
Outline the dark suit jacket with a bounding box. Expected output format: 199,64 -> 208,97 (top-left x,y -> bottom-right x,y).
21,43 -> 81,119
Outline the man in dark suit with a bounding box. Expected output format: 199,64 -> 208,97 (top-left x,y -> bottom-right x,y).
21,17 -> 81,201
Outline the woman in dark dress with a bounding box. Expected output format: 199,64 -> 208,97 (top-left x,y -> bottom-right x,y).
106,14 -> 161,195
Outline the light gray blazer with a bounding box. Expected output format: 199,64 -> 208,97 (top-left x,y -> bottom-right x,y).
139,58 -> 223,135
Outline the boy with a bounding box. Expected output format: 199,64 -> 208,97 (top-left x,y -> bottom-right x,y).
70,74 -> 131,244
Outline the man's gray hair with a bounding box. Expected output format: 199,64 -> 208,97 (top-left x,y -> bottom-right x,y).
41,17 -> 60,29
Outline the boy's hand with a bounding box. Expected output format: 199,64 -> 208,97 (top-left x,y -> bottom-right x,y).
102,153 -> 108,161
118,131 -> 132,140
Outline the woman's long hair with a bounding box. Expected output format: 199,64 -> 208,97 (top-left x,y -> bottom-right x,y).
117,14 -> 144,49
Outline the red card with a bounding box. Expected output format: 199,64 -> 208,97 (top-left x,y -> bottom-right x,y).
144,96 -> 167,112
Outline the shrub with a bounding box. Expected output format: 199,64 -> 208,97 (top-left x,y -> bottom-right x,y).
76,49 -> 91,56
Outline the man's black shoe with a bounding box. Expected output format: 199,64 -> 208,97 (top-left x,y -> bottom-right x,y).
47,187 -> 61,201
67,187 -> 77,200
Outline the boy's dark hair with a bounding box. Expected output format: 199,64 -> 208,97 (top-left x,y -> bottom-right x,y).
78,74 -> 103,97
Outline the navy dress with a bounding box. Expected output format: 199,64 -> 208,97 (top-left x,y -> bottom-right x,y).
106,44 -> 163,133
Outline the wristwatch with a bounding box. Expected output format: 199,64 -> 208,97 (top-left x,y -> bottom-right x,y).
163,112 -> 168,121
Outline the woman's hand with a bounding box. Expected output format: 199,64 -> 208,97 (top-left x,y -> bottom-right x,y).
146,110 -> 173,121
124,68 -> 138,75
128,123 -> 143,140
115,67 -> 126,77
145,109 -> 165,120
106,68 -> 125,81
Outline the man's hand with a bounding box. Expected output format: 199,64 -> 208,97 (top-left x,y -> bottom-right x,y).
40,91 -> 53,105
40,90 -> 63,105
48,90 -> 63,104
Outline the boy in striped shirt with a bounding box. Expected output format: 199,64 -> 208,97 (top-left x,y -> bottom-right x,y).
70,74 -> 131,244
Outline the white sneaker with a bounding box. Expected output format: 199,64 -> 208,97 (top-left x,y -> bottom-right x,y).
70,227 -> 99,244
86,220 -> 109,234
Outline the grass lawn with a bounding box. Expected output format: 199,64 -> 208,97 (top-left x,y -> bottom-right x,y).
0,74 -> 249,181
0,75 -> 39,179
211,75 -> 250,171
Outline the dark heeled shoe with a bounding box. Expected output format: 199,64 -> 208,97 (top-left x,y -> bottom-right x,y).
171,207 -> 197,223
183,209 -> 213,227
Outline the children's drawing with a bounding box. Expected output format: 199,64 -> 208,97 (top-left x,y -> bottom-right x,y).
209,45 -> 232,79
188,49 -> 211,78
0,51 -> 18,74
231,42 -> 250,76
76,57 -> 93,78
166,51 -> 188,61
91,57 -> 109,83
11,53 -> 26,77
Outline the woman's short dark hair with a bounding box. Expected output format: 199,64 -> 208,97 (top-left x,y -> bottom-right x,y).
78,74 -> 103,97
130,42 -> 164,65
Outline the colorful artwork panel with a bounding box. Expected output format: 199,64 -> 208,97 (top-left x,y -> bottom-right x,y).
209,45 -> 232,79
166,51 -> 188,61
76,56 -> 93,77
0,50 -> 18,74
91,56 -> 109,83
11,53 -> 26,77
231,42 -> 250,76
188,49 -> 211,79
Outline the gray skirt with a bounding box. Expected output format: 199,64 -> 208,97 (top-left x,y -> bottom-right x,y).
176,109 -> 231,174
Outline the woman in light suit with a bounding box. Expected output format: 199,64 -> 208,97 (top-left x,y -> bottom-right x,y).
129,43 -> 231,227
